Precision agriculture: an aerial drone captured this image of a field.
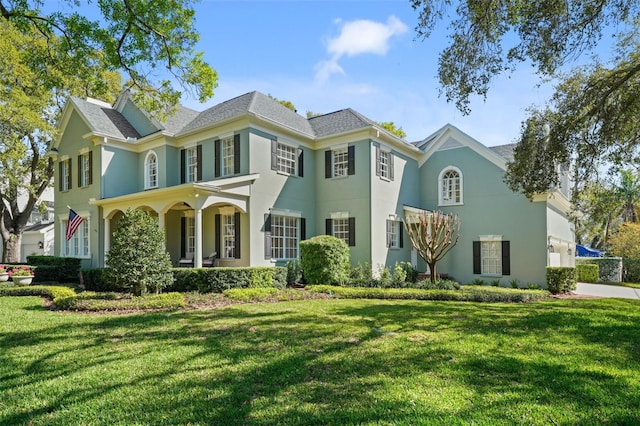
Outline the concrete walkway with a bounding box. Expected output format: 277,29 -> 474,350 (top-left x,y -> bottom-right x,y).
574,282 -> 640,300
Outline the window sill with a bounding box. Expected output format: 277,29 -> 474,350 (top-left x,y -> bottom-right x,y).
438,202 -> 463,207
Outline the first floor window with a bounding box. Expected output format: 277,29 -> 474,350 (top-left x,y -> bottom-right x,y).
481,240 -> 502,275
333,218 -> 350,244
386,219 -> 402,249
222,214 -> 236,259
271,215 -> 299,260
62,219 -> 89,257
326,215 -> 355,246
186,217 -> 195,255
473,236 -> 510,276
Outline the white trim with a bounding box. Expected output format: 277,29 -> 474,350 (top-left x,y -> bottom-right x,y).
480,235 -> 503,242
330,211 -> 349,219
144,150 -> 158,189
270,208 -> 301,218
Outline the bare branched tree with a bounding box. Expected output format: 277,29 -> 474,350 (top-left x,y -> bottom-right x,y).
404,210 -> 461,283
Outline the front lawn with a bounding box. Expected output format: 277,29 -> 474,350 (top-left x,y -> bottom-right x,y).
1,296 -> 639,425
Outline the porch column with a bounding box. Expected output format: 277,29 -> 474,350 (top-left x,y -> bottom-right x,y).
194,207 -> 203,267
158,212 -> 166,249
103,217 -> 110,267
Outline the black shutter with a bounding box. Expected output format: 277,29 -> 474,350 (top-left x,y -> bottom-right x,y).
234,212 -> 241,259
389,152 -> 394,181
181,217 -> 186,257
297,148 -> 304,177
214,214 -> 221,258
376,146 -> 381,176
88,151 -> 93,185
67,159 -> 72,190
214,139 -> 221,177
348,217 -> 356,246
77,155 -> 82,187
300,217 -> 306,240
234,134 -> 241,174
473,241 -> 481,274
386,219 -> 391,247
196,144 -> 202,181
180,149 -> 186,183
399,221 -> 403,248
347,145 -> 355,175
271,139 -> 278,171
502,241 -> 511,275
325,218 -> 332,235
58,162 -> 63,191
264,213 -> 272,260
325,150 -> 332,178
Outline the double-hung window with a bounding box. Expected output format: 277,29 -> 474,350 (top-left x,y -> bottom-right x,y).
376,146 -> 394,180
326,213 -> 355,246
386,219 -> 402,249
222,136 -> 235,176
185,147 -> 198,183
222,214 -> 236,259
325,145 -> 355,178
78,152 -> 92,187
271,215 -> 299,260
473,236 -> 510,276
59,158 -> 72,192
62,218 -> 89,257
215,135 -> 240,178
271,139 -> 303,177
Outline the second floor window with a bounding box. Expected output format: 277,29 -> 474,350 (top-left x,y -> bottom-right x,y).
59,159 -> 72,192
276,142 -> 297,175
439,167 -> 462,205
222,136 -> 235,176
145,151 -> 158,189
215,134 -> 240,178
78,152 -> 92,187
376,146 -> 394,181
325,145 -> 355,178
181,145 -> 201,183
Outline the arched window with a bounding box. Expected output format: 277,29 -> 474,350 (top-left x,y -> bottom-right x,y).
439,166 -> 462,205
145,151 -> 158,189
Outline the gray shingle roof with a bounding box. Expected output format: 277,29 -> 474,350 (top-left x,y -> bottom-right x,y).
180,92 -> 315,136
489,144 -> 516,162
163,105 -> 200,135
70,97 -> 141,140
308,108 -> 375,138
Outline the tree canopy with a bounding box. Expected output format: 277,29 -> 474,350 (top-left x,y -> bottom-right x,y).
411,1 -> 640,199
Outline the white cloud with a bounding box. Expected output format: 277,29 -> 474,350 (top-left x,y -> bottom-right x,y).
315,15 -> 408,83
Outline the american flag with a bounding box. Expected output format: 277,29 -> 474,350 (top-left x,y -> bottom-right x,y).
66,208 -> 84,240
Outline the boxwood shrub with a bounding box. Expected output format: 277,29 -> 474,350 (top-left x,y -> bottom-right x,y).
300,235 -> 350,285
168,267 -> 287,293
27,255 -> 81,283
546,266 -> 576,294
576,263 -> 599,283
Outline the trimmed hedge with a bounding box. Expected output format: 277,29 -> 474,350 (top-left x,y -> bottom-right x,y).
27,255 -> 82,283
300,235 -> 350,285
576,264 -> 599,283
576,257 -> 622,282
0,285 -> 76,303
168,267 -> 287,293
546,267 -> 576,294
82,268 -> 123,292
307,285 -> 549,303
53,292 -> 185,311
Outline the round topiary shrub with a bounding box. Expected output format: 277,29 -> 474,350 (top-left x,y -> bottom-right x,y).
300,235 -> 350,285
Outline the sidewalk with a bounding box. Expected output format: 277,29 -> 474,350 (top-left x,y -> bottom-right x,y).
574,282 -> 640,300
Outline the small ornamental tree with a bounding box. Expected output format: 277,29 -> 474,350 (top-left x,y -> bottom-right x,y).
106,208 -> 173,295
300,235 -> 350,285
608,222 -> 640,259
404,210 -> 461,284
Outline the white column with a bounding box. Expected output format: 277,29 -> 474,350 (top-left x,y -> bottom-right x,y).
194,207 -> 203,268
103,217 -> 110,267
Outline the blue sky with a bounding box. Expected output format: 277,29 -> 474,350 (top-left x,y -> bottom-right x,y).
182,0 -> 559,147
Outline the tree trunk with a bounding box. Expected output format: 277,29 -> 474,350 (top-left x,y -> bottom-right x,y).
2,233 -> 22,263
428,261 -> 437,284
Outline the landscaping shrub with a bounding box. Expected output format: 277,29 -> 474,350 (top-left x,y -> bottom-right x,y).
546,266 -> 576,294
416,279 -> 461,290
82,268 -> 123,292
349,262 -> 374,286
0,284 -> 76,301
53,292 -> 185,311
285,260 -> 302,286
576,263 -> 599,283
167,267 -> 286,293
622,258 -> 640,282
106,208 -> 173,295
27,255 -> 81,282
223,287 -> 279,302
576,257 -> 623,282
300,235 -> 350,285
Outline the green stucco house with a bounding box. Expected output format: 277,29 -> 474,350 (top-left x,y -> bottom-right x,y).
51,91 -> 575,286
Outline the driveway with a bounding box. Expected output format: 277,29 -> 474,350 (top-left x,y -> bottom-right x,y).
574,282 -> 640,300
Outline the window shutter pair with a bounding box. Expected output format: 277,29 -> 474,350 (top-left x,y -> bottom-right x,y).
215,213 -> 241,259
58,159 -> 72,191
375,146 -> 394,180
214,135 -> 241,178
325,217 -> 356,247
324,146 -> 355,178
264,214 -> 306,260
472,241 -> 510,275
270,139 -> 304,177
77,152 -> 93,187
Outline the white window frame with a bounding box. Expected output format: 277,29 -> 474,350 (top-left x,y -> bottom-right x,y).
333,147 -> 349,177
61,216 -> 90,258
221,136 -> 235,177
480,235 -> 502,276
276,142 -> 297,175
186,216 -> 195,255
79,152 -> 91,187
145,151 -> 158,189
185,146 -> 198,183
222,214 -> 236,259
379,149 -> 391,180
438,166 -> 463,206
271,214 -> 300,260
61,159 -> 70,192
386,219 -> 400,249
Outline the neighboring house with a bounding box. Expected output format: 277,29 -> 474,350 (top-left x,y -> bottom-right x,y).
51,91 -> 574,286
0,188 -> 55,262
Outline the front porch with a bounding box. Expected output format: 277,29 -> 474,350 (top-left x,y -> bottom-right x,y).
91,175 -> 258,268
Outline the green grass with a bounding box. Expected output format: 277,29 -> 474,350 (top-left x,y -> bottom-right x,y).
1,296 -> 639,425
